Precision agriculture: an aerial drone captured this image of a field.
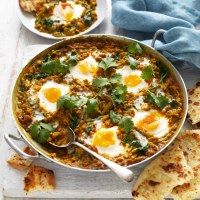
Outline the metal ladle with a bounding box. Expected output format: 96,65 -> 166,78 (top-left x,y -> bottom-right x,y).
49,127 -> 135,182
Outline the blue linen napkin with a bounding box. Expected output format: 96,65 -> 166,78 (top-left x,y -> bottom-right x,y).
111,0 -> 200,68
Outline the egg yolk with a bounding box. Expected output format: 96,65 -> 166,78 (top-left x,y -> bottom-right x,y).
79,62 -> 97,74
124,74 -> 142,87
93,129 -> 116,147
42,87 -> 62,103
61,3 -> 74,22
137,112 -> 160,131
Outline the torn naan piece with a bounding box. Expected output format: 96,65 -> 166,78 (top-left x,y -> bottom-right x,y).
187,81 -> 200,129
19,0 -> 44,12
24,165 -> 56,193
7,147 -> 36,171
171,165 -> 200,200
132,145 -> 194,200
175,130 -> 200,168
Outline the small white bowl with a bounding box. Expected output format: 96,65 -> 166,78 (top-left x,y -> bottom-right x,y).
16,0 -> 107,40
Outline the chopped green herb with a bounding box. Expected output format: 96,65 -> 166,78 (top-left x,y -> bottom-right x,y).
119,117 -> 133,134
66,52 -> 78,68
30,122 -> 54,144
126,55 -> 138,69
84,10 -> 93,25
41,57 -> 68,74
69,115 -> 79,130
85,125 -> 93,134
33,73 -> 47,79
137,143 -> 150,156
98,58 -> 118,71
86,98 -> 98,114
92,77 -> 110,88
111,84 -> 127,105
57,94 -> 78,111
128,42 -> 143,55
145,91 -> 170,109
109,110 -> 122,124
75,96 -> 88,107
41,18 -> 54,28
157,60 -> 169,83
170,100 -> 179,108
141,65 -> 154,80
109,73 -> 122,84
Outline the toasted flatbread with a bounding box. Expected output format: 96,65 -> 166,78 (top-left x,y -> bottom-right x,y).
19,0 -> 44,12
171,165 -> 200,200
132,145 -> 194,200
175,130 -> 200,168
24,165 -> 55,192
187,81 -> 200,129
7,147 -> 36,171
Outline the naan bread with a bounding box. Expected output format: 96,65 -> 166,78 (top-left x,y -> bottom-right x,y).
175,130 -> 200,168
187,81 -> 200,129
19,0 -> 44,12
171,165 -> 200,200
24,165 -> 55,192
132,145 -> 194,200
7,147 -> 36,171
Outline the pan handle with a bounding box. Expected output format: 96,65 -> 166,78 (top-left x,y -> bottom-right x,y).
151,29 -> 166,48
4,133 -> 39,159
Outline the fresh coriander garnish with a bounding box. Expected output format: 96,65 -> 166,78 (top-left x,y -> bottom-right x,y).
109,110 -> 122,124
109,73 -> 122,84
137,143 -> 150,156
122,134 -> 141,147
92,77 -> 110,88
84,10 -> 93,25
170,100 -> 179,108
57,95 -> 88,111
111,84 -> 127,106
126,55 -> 138,69
118,117 -> 133,134
128,42 -> 143,55
30,122 -> 54,144
145,91 -> 169,109
98,57 -> 118,71
86,98 -> 98,114
69,115 -> 79,130
157,60 -> 169,83
141,65 -> 154,80
41,52 -> 78,74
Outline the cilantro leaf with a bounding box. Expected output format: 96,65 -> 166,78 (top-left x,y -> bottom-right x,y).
111,84 -> 127,105
41,18 -> 54,28
157,60 -> 169,83
57,94 -> 78,111
141,65 -> 154,80
145,91 -> 170,109
84,10 -> 93,25
128,42 -> 143,55
86,98 -> 98,114
75,96 -> 88,107
170,100 -> 179,108
137,143 -> 150,156
109,110 -> 122,124
30,122 -> 54,144
69,115 -> 79,130
122,134 -> 141,147
98,58 -> 118,70
92,78 -> 110,88
119,117 -> 133,134
109,73 -> 122,84
126,55 -> 138,69
41,57 -> 68,74
66,52 -> 78,68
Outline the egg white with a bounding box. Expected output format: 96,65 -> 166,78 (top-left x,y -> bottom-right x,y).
84,126 -> 125,157
51,1 -> 84,24
132,110 -> 169,138
69,55 -> 98,82
38,80 -> 70,113
116,66 -> 148,93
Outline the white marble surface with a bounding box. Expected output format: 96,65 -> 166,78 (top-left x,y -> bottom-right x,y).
1,1 -> 200,200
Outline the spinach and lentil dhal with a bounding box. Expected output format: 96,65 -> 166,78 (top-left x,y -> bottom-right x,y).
16,37 -> 184,170
34,0 -> 97,37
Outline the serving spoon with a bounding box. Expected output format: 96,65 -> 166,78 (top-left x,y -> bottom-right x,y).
49,127 -> 135,182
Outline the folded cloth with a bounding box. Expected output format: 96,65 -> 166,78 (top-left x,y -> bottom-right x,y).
112,0 -> 200,68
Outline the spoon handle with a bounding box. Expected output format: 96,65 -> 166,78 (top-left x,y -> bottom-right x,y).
73,141 -> 135,182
